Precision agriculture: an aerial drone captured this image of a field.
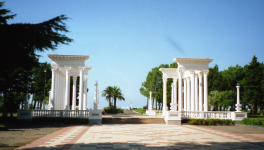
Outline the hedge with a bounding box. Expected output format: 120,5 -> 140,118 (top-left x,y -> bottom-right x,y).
188,119 -> 234,125
103,107 -> 123,114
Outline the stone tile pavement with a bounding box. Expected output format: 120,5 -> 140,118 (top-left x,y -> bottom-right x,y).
16,124 -> 264,150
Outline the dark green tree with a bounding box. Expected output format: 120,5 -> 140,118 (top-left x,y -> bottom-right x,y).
0,2 -> 73,117
242,56 -> 264,114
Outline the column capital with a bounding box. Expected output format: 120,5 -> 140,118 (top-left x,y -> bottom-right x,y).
190,70 -> 195,75
51,66 -> 58,72
65,66 -> 71,74
163,77 -> 167,82
178,70 -> 184,76
198,71 -> 203,77
203,70 -> 209,76
79,67 -> 85,73
195,74 -> 198,79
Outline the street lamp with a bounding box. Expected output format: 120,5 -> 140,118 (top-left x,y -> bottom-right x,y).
43,69 -> 47,110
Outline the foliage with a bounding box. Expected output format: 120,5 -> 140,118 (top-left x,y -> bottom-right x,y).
242,118 -> 263,125
112,86 -> 125,109
188,119 -> 234,125
143,105 -> 147,109
140,62 -> 177,110
0,2 -> 73,117
102,86 -> 114,107
103,107 -> 123,114
242,56 -> 264,114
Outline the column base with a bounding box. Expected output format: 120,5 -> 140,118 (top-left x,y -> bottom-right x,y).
165,111 -> 182,125
146,110 -> 156,116
231,111 -> 247,122
17,110 -> 32,120
89,109 -> 102,124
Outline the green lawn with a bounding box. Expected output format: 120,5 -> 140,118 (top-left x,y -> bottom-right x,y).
0,112 -> 17,117
133,108 -> 146,114
237,113 -> 264,128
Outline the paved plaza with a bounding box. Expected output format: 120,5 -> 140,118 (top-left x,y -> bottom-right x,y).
16,124 -> 264,150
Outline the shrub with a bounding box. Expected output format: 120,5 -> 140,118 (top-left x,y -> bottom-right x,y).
188,119 -> 197,125
143,105 -> 147,109
104,107 -> 123,114
242,118 -> 262,125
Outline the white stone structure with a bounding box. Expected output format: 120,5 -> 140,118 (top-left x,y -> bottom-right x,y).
47,54 -> 91,110
159,58 -> 247,125
159,58 -> 213,115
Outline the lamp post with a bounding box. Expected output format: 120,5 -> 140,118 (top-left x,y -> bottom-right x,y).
236,83 -> 242,112
43,69 -> 47,110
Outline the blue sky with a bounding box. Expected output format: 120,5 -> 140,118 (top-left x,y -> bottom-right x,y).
4,0 -> 264,109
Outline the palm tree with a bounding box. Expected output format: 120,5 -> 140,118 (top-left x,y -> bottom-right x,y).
112,86 -> 125,109
101,86 -> 113,107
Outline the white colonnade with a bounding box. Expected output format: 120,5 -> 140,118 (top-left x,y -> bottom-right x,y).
159,58 -> 213,116
48,55 -> 92,111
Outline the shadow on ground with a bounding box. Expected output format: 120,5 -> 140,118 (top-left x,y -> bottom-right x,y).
16,141 -> 264,150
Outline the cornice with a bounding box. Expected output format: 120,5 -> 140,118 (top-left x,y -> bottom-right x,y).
173,58 -> 214,63
48,54 -> 89,60
159,68 -> 178,72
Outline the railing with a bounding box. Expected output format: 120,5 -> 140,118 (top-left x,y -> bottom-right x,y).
32,110 -> 89,118
181,111 -> 232,119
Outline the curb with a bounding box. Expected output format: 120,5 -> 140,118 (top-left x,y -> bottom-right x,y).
235,123 -> 264,129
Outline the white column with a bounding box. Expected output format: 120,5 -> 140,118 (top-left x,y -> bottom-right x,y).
72,76 -> 77,110
204,70 -> 209,111
83,76 -> 88,110
149,91 -> 153,110
170,83 -> 175,111
94,82 -> 99,109
56,73 -> 61,110
79,67 -> 85,110
190,71 -> 195,111
236,84 -> 242,111
55,70 -> 60,109
184,78 -> 187,111
187,77 -> 190,111
198,72 -> 203,111
48,91 -> 51,110
50,66 -> 57,110
195,74 -> 198,111
178,71 -> 183,111
174,78 -> 177,111
64,67 -> 71,110
162,77 -> 167,116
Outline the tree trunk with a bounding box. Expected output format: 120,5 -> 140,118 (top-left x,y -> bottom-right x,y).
109,98 -> 111,107
2,89 -> 7,117
161,103 -> 163,110
253,104 -> 257,115
33,100 -> 36,109
152,99 -> 154,109
40,100 -> 43,110
260,104 -> 263,115
114,97 -> 117,109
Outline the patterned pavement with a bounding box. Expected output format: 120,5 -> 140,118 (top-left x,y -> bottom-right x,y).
16,124 -> 264,150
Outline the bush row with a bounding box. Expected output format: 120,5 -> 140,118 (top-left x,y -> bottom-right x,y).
103,107 -> 124,114
242,118 -> 263,125
32,117 -> 89,124
188,119 -> 234,125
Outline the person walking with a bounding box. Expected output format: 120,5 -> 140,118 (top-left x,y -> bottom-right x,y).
104,109 -> 107,116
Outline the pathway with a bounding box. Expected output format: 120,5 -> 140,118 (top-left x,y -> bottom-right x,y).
16,124 -> 264,150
